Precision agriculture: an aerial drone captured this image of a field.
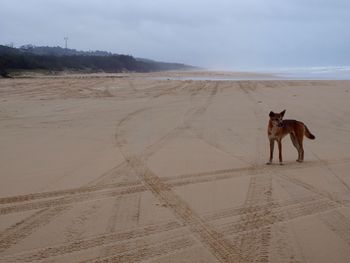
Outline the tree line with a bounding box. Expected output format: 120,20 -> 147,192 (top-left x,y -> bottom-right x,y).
0,45 -> 195,77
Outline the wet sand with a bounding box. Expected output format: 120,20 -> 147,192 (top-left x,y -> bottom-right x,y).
1,71 -> 350,262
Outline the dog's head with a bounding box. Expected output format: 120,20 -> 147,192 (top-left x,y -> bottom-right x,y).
269,110 -> 286,127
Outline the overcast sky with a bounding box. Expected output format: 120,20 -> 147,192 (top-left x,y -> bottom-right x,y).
1,0 -> 349,70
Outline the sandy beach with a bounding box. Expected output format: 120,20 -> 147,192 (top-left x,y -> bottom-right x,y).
1,71 -> 350,262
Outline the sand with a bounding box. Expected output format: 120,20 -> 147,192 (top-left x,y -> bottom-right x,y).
1,71 -> 350,262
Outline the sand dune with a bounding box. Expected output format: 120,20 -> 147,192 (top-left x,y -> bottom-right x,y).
1,72 -> 350,262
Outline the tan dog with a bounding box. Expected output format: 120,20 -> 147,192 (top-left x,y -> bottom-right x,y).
267,110 -> 315,165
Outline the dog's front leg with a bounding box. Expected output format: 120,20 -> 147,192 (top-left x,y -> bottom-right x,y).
278,139 -> 283,165
267,139 -> 274,164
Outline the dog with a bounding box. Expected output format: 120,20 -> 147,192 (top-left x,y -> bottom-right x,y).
267,110 -> 315,165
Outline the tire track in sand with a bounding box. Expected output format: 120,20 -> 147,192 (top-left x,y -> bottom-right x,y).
186,81 -> 253,166
219,197 -> 339,236
120,156 -> 242,263
319,210 -> 350,245
1,222 -> 185,262
1,82 -> 197,260
1,192 -> 340,262
1,79 -> 348,260
0,95 -> 155,253
99,193 -> 142,257
86,236 -> 196,263
0,227 -> 182,262
229,174 -> 329,263
0,82 -> 188,254
234,81 -> 313,262
0,206 -> 67,253
113,81 -> 243,262
276,173 -> 348,205
2,158 -> 350,216
0,185 -> 146,215
237,81 -> 265,167
232,175 -> 274,263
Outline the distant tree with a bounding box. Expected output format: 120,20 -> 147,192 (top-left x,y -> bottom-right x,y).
0,68 -> 11,78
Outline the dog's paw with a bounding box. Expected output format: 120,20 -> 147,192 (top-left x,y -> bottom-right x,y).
279,162 -> 284,166
266,162 -> 272,165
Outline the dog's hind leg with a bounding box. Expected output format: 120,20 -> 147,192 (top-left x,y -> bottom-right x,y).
297,136 -> 304,162
290,133 -> 302,162
291,132 -> 304,162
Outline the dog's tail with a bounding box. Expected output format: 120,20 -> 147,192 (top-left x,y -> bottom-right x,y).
304,125 -> 315,140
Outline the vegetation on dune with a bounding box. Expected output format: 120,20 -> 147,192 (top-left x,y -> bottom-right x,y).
0,45 -> 195,76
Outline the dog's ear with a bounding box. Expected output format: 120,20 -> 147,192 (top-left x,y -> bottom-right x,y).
280,110 -> 286,117
269,111 -> 274,117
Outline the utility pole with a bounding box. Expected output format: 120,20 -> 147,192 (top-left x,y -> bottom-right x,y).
64,37 -> 68,49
